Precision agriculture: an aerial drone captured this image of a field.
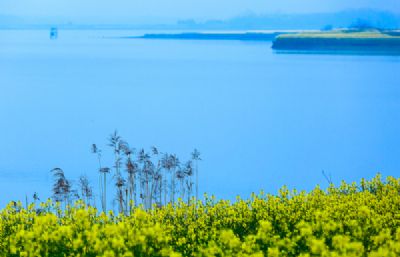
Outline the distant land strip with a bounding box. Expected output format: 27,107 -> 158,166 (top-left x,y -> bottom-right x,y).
127,32 -> 289,41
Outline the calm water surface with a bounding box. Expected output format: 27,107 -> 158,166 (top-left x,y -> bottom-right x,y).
0,29 -> 400,207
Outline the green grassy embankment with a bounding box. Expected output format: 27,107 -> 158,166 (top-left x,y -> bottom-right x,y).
272,30 -> 400,52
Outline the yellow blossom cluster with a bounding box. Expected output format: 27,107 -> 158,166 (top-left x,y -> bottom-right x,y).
1,174 -> 399,257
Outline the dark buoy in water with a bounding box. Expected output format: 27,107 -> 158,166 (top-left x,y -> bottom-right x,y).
50,27 -> 58,40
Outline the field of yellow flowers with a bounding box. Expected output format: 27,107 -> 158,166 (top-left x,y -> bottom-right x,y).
1,174 -> 400,257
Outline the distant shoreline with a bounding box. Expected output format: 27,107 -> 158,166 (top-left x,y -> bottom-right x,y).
126,30 -> 400,55
128,32 -> 289,41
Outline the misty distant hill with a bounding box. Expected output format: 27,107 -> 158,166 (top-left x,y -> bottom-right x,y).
176,9 -> 400,30
0,9 -> 399,30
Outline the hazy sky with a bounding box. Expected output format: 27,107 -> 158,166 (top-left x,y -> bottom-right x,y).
1,0 -> 399,22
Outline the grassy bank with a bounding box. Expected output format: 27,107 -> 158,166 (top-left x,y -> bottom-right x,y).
1,174 -> 400,256
272,30 -> 400,52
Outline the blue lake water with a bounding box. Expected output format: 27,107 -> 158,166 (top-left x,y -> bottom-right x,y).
0,29 -> 400,208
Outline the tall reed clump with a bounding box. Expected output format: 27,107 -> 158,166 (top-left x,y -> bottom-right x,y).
52,131 -> 201,214
50,168 -> 94,210
50,168 -> 72,209
96,130 -> 201,212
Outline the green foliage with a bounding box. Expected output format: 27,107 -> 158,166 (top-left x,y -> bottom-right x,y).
276,31 -> 400,39
1,174 -> 400,257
